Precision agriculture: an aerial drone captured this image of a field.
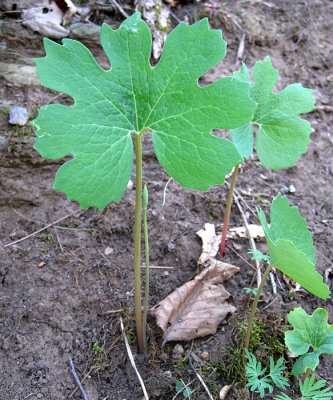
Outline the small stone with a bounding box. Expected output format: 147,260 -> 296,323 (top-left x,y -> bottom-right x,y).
37,261 -> 46,269
127,180 -> 134,190
160,352 -> 168,361
70,22 -> 100,42
163,271 -> 169,277
172,344 -> 184,359
164,370 -> 172,378
288,184 -> 296,194
167,242 -> 176,252
201,351 -> 209,360
104,246 -> 114,256
9,106 -> 28,126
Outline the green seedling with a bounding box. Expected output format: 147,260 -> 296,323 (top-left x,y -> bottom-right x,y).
248,248 -> 270,263
32,13 -> 255,352
219,57 -> 316,256
274,376 -> 333,400
245,349 -> 289,398
175,380 -> 192,398
245,352 -> 333,400
285,307 -> 333,378
245,194 -> 330,349
243,287 -> 258,297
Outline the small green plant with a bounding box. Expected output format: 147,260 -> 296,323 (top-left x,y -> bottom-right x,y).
245,352 -> 333,400
175,380 -> 192,398
245,349 -> 289,398
32,13 -> 256,352
248,248 -> 270,263
219,57 -> 316,256
243,287 -> 258,297
285,307 -> 333,378
244,194 -> 330,349
274,376 -> 333,400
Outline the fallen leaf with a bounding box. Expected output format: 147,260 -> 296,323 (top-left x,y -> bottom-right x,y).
151,263 -> 239,344
220,385 -> 232,399
196,223 -> 220,266
196,223 -> 264,268
229,224 -> 265,240
283,275 -> 301,293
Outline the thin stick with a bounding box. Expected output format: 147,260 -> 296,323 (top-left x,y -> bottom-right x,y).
233,194 -> 262,286
134,133 -> 144,353
235,33 -> 246,67
4,209 -> 81,248
220,164 -> 240,256
119,317 -> 149,400
68,358 -> 89,400
171,379 -> 195,400
189,358 -> 214,400
244,264 -> 273,349
109,0 -> 129,18
69,367 -> 94,399
162,177 -> 173,207
142,184 -> 150,351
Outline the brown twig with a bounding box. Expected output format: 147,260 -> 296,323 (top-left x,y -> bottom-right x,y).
109,0 -> 129,18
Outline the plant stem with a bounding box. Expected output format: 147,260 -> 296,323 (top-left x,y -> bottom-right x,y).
134,133 -> 144,353
303,368 -> 312,381
220,164 -> 240,257
142,185 -> 150,352
244,264 -> 273,349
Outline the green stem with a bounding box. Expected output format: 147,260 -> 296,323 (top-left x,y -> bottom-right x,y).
142,185 -> 150,352
220,164 -> 240,257
244,264 -> 273,349
303,368 -> 312,381
134,133 -> 144,353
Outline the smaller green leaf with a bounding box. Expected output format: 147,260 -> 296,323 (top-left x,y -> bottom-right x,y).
176,380 -> 185,392
269,357 -> 289,390
285,308 -> 333,377
245,350 -> 274,398
258,194 -> 330,299
274,394 -> 292,400
182,387 -> 192,398
248,248 -> 270,263
300,376 -> 333,399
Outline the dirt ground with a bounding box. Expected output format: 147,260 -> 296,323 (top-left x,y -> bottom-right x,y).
0,1 -> 332,399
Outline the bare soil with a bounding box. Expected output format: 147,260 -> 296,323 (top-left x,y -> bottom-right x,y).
0,1 -> 332,399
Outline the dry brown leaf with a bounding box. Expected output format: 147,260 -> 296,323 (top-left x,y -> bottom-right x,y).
151,263 -> 239,345
283,275 -> 301,293
196,223 -> 221,267
196,223 -> 264,268
229,224 -> 265,240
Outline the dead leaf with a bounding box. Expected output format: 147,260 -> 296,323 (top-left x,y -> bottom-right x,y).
229,224 -> 265,240
220,385 -> 232,399
196,223 -> 264,268
283,275 -> 301,293
22,0 -> 77,38
196,223 -> 221,267
151,263 -> 239,344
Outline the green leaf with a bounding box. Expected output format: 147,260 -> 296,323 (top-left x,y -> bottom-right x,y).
33,14 -> 255,210
285,308 -> 333,377
299,376 -> 333,399
231,56 -> 315,169
269,356 -> 289,390
258,194 -> 330,299
245,349 -> 274,398
248,248 -> 270,263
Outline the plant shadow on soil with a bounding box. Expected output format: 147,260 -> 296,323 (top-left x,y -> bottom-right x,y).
0,1 -> 332,399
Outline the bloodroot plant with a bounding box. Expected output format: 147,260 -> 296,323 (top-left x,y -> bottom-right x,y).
220,57 -> 316,256
32,13 -> 256,352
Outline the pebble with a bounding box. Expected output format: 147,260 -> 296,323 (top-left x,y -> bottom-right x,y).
8,106 -> 28,126
172,344 -> 184,360
201,351 -> 209,360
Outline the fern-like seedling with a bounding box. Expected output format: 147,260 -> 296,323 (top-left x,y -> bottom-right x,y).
245,349 -> 289,398
274,376 -> 333,400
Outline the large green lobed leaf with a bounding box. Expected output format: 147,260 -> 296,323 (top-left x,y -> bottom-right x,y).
285,308 -> 333,377
33,13 -> 256,210
231,57 -> 315,169
258,194 -> 330,299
